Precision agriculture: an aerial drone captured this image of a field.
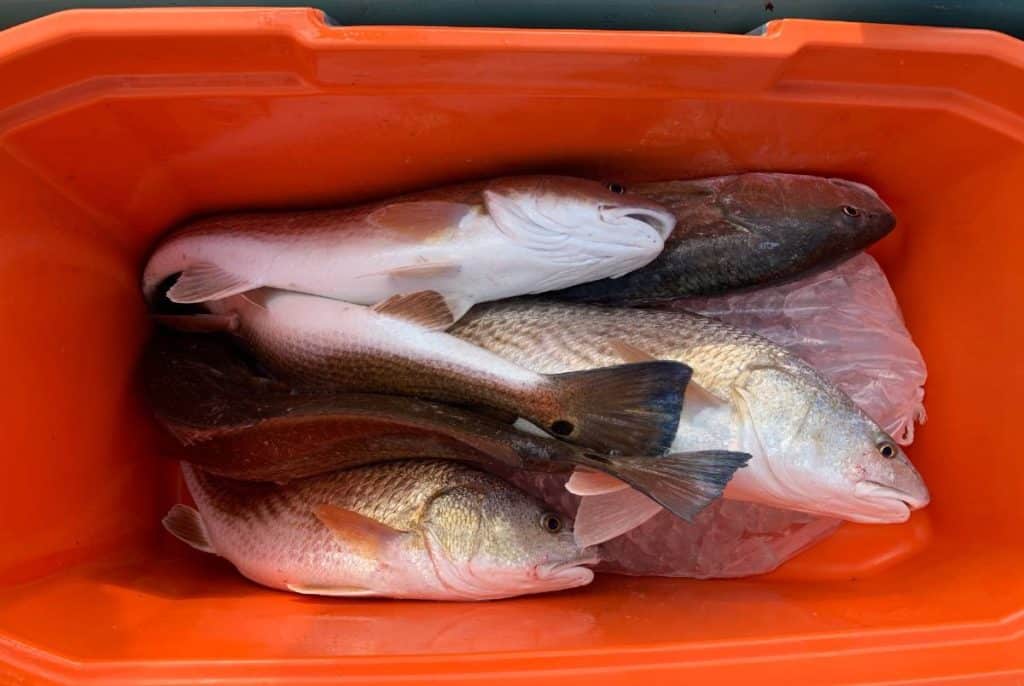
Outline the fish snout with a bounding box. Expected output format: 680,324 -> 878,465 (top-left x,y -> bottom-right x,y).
828,178 -> 896,233
851,479 -> 930,523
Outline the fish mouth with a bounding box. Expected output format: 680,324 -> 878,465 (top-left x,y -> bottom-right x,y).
536,553 -> 601,587
850,480 -> 931,523
603,206 -> 676,240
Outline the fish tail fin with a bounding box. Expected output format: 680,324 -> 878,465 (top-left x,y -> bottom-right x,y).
571,450 -> 751,523
545,361 -> 691,455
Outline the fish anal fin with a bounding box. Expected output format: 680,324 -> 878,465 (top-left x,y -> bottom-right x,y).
286,583 -> 379,597
162,504 -> 215,554
371,290 -> 455,330
166,262 -> 259,304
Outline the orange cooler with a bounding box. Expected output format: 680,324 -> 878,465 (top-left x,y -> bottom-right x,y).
0,9 -> 1020,684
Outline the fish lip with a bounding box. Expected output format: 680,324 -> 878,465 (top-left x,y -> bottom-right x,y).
602,206 -> 676,240
539,553 -> 601,579
854,480 -> 930,520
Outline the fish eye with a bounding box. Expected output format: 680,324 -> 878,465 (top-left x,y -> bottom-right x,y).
607,182 -> 626,195
539,512 -> 564,534
549,420 -> 575,437
877,441 -> 897,459
842,205 -> 861,217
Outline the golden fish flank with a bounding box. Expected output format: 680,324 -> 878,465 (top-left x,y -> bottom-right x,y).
164,460 -> 600,601
142,175 -> 676,320
450,300 -> 930,525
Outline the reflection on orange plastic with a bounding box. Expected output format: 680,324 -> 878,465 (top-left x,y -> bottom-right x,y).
0,8 -> 1022,684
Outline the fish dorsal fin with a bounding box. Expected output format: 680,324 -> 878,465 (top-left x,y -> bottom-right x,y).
166,262 -> 260,304
313,504 -> 405,559
572,489 -> 663,548
286,583 -> 378,597
162,504 -> 215,554
371,290 -> 455,330
608,339 -> 658,363
152,313 -> 239,333
367,201 -> 473,237
565,469 -> 629,496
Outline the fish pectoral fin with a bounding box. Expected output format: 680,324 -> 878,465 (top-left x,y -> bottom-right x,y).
380,262 -> 462,279
565,469 -> 630,496
572,489 -> 663,547
680,380 -> 731,428
312,504 -> 406,559
286,583 -> 379,597
371,290 -> 456,330
367,201 -> 473,236
166,262 -> 260,304
152,313 -> 239,333
439,293 -> 474,322
162,504 -> 215,554
607,339 -> 659,363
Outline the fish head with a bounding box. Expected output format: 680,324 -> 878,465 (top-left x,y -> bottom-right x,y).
730,364 -> 929,524
419,478 -> 598,600
712,173 -> 896,252
483,176 -> 676,258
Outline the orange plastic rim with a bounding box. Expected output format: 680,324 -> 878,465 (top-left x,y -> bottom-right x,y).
0,8 -> 1021,685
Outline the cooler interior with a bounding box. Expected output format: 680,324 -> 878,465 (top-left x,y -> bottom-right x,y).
0,9 -> 1021,684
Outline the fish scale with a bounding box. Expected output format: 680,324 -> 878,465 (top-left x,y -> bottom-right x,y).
452,301 -> 785,398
